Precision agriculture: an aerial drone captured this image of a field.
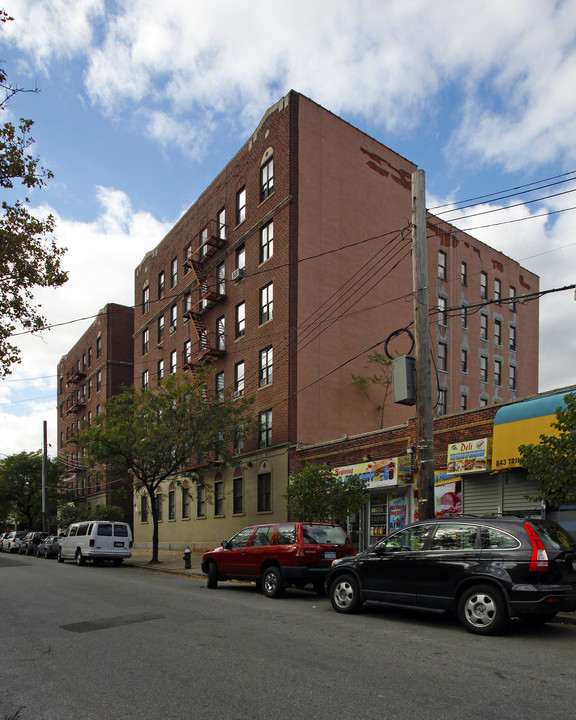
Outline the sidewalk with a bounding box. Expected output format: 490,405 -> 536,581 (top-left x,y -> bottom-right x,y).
125,547 -> 205,577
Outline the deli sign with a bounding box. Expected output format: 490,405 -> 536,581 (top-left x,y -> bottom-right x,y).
447,438 -> 492,474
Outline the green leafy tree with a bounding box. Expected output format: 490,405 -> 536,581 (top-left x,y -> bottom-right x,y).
285,462 -> 370,523
0,10 -> 68,376
0,451 -> 65,531
519,392 -> 576,508
351,351 -> 393,428
56,502 -> 125,530
78,369 -> 255,563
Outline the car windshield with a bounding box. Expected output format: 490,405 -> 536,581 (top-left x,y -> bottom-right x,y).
530,520 -> 576,551
302,524 -> 348,545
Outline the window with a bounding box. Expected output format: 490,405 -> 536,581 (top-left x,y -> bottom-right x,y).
183,292 -> 192,317
494,278 -> 502,303
199,226 -> 208,258
438,296 -> 447,326
178,487 -> 188,520
233,476 -> 243,514
96,336 -> 102,358
170,304 -> 177,332
234,424 -> 244,455
438,250 -> 447,280
236,302 -> 245,338
217,262 -> 226,294
259,409 -> 272,447
217,316 -> 225,350
260,282 -> 273,324
169,490 -> 175,520
461,348 -> 468,374
184,339 -> 192,364
170,350 -> 177,375
460,393 -> 468,411
430,523 -> 478,551
509,286 -> 517,311
437,389 -> 446,416
215,371 -> 225,398
158,271 -> 165,299
480,356 -> 488,383
96,370 -> 102,391
257,473 -> 271,512
157,315 -> 164,344
480,396 -> 488,407
236,186 -> 246,225
260,220 -> 274,263
88,347 -> 92,366
141,495 -> 148,523
236,244 -> 245,273
480,271 -> 488,299
88,379 -> 92,398
142,370 -> 149,391
461,261 -> 467,286
384,524 -> 432,551
260,157 -> 274,201
509,365 -> 517,391
480,313 -> 488,340
494,359 -> 502,387
217,207 -> 226,239
197,484 -> 206,517
259,346 -> 273,386
494,318 -> 502,346
156,494 -> 163,522
157,359 -> 164,381
438,341 -> 447,372
461,305 -> 468,329
214,481 -> 224,516
171,257 -> 178,287
184,243 -> 192,269
234,361 -> 245,396
142,286 -> 150,314
509,325 -> 517,351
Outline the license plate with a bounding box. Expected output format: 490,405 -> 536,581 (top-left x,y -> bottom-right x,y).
325,551 -> 336,559
114,541 -> 124,548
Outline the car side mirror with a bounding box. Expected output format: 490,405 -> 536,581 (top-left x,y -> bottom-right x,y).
221,540 -> 230,549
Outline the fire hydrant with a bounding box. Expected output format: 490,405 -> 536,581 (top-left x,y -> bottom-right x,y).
183,545 -> 191,570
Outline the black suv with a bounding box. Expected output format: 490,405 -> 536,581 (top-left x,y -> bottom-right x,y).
325,516 -> 576,635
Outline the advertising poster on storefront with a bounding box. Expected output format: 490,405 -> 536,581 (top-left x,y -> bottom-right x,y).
434,470 -> 462,517
333,456 -> 412,488
447,438 -> 492,474
389,496 -> 407,531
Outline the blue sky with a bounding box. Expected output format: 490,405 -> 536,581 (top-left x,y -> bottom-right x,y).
1,0 -> 576,457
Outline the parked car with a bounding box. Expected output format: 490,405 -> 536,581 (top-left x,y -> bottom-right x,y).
201,521 -> 356,597
325,516 -> 576,635
58,521 -> 133,565
0,532 -> 9,550
36,535 -> 62,559
2,530 -> 27,553
19,531 -> 49,555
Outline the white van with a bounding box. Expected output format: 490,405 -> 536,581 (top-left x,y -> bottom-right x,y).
58,521 -> 132,566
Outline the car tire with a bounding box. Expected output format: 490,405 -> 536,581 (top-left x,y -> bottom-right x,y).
261,566 -> 284,598
206,562 -> 218,589
329,574 -> 363,613
457,584 -> 508,635
75,549 -> 86,566
57,549 -> 64,563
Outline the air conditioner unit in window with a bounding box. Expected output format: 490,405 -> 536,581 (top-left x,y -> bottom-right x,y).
231,268 -> 245,281
234,389 -> 243,398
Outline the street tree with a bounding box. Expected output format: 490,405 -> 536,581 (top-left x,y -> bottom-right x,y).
0,451 -> 65,530
57,502 -> 125,529
351,351 -> 393,429
519,392 -> 576,508
77,369 -> 255,562
0,10 -> 68,376
285,462 -> 370,524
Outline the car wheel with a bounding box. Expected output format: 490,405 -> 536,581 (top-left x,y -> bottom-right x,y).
75,549 -> 86,566
458,584 -> 508,635
206,562 -> 218,589
261,566 -> 284,598
329,574 -> 362,613
57,549 -> 64,563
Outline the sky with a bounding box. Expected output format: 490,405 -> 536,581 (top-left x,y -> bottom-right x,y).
1,0 -> 576,459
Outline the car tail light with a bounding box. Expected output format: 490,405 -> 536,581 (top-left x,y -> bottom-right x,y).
129,541 -> 133,548
524,522 -> 549,571
296,547 -> 305,559
90,539 -> 95,547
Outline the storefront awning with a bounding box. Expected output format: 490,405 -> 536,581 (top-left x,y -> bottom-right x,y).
492,390 -> 571,469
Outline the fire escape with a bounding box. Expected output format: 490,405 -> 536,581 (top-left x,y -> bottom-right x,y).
183,219 -> 227,372
65,364 -> 86,480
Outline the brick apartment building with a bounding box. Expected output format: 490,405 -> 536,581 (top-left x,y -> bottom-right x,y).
57,303 -> 134,520
131,90 -> 539,550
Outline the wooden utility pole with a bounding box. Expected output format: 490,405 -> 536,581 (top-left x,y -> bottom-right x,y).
411,170 -> 436,520
42,420 -> 48,532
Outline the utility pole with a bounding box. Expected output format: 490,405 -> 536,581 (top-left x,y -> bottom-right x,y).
42,420 -> 48,532
411,169 -> 436,520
